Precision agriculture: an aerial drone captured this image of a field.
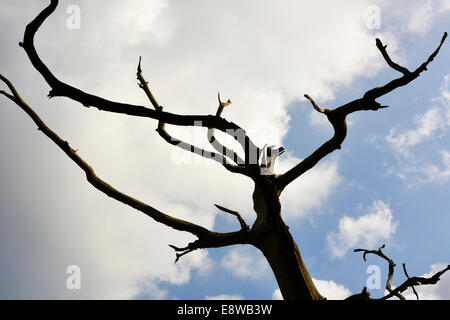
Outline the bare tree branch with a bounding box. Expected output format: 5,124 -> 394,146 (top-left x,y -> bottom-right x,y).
20,0 -> 259,156
0,90 -> 14,100
354,244 -> 405,300
304,94 -> 328,114
276,33 -> 447,192
339,32 -> 447,113
156,117 -> 248,174
375,38 -> 411,76
402,263 -> 419,300
216,92 -> 232,116
215,204 -> 250,231
136,56 -> 162,112
0,73 -> 253,261
136,58 -> 248,175
168,226 -> 252,263
169,244 -> 195,263
8,0 -> 448,300
381,264 -> 450,300
353,244 -> 450,300
207,93 -> 245,165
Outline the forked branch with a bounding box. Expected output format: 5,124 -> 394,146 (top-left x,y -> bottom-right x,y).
20,0 -> 257,156
0,73 -> 253,263
207,93 -> 245,165
402,263 -> 419,300
276,32 -> 447,192
353,245 -> 450,300
136,58 -> 247,175
382,264 -> 450,300
354,244 -> 405,300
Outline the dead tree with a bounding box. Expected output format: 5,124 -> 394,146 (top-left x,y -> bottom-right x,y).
0,0 -> 448,300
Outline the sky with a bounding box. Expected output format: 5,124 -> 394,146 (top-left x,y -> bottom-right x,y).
0,0 -> 449,300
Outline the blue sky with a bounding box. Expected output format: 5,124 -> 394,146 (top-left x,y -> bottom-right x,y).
0,0 -> 450,300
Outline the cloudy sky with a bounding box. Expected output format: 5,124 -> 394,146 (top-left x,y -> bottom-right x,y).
0,0 -> 449,300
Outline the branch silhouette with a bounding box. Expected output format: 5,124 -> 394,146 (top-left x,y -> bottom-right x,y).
20,0 -> 261,167
351,245 -> 450,300
276,32 -> 447,192
136,58 -> 247,175
0,73 -> 253,262
1,0 -> 448,300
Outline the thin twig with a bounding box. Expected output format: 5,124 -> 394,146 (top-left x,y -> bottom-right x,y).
207,93 -> 245,165
402,263 -> 419,300
215,204 -> 250,231
0,73 -> 254,264
304,94 -> 328,114
375,38 -> 411,75
136,58 -> 247,174
277,33 -> 447,192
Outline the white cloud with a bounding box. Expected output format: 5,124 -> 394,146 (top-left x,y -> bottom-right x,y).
206,294 -> 244,300
441,74 -> 450,105
386,108 -> 445,159
272,278 -> 351,300
135,282 -> 169,300
221,246 -> 269,280
313,278 -> 352,300
419,150 -> 450,183
272,289 -> 282,300
437,0 -> 450,13
279,157 -> 341,220
377,74 -> 450,185
407,2 -> 434,36
376,0 -> 450,38
327,200 -> 397,258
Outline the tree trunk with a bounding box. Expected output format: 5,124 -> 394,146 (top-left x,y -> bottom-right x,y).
252,183 -> 324,300
258,220 -> 324,300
